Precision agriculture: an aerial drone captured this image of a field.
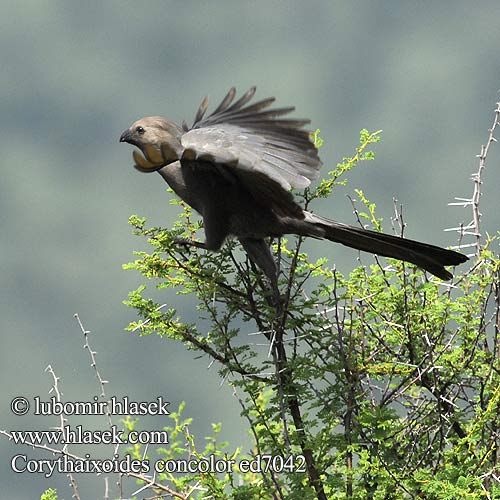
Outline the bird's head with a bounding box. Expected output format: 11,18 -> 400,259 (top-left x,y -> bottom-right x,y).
119,117 -> 184,172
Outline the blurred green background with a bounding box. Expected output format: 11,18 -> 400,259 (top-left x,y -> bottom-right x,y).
2,2 -> 500,498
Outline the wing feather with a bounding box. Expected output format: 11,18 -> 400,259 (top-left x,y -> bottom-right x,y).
194,95 -> 209,124
224,86 -> 257,112
211,87 -> 236,114
222,97 -> 277,117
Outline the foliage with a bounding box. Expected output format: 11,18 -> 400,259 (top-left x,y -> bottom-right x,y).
124,129 -> 500,499
40,489 -> 58,500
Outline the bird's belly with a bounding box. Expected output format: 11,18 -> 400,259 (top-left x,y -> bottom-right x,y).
228,207 -> 282,239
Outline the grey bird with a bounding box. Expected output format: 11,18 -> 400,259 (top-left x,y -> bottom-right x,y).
120,87 -> 468,288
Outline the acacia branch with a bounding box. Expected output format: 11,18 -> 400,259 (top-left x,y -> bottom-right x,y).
448,97 -> 500,255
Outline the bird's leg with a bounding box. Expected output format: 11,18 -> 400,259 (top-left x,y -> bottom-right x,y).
173,213 -> 226,252
173,237 -> 208,250
239,238 -> 282,310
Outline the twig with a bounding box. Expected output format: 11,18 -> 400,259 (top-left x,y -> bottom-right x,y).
45,364 -> 81,500
448,97 -> 500,255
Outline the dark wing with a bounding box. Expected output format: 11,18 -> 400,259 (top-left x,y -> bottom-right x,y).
180,87 -> 322,191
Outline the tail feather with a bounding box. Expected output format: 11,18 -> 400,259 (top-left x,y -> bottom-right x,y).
304,212 -> 468,280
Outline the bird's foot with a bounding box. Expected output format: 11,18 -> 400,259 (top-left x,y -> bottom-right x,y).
173,237 -> 207,250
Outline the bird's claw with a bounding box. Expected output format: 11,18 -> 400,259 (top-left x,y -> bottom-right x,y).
173,237 -> 207,250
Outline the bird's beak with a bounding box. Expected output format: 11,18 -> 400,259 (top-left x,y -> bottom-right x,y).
119,129 -> 132,143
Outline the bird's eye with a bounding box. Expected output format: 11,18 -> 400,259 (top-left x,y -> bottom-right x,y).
136,126 -> 145,135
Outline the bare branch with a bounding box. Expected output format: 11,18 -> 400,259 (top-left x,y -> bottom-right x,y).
448,97 -> 500,255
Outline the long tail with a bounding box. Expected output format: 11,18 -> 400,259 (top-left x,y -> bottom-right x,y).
303,212 -> 468,280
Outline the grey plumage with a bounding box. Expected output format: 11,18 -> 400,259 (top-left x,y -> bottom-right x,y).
120,87 -> 468,285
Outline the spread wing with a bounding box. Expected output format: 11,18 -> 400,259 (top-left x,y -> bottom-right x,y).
180,87 -> 322,191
